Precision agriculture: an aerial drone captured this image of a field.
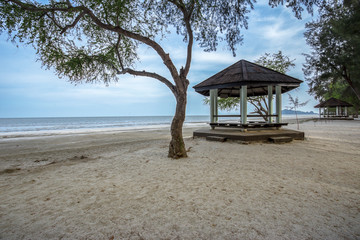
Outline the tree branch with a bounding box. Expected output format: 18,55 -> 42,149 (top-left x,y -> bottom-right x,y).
60,11 -> 85,34
168,0 -> 194,79
119,68 -> 177,97
45,12 -> 63,29
328,62 -> 360,100
78,7 -> 181,87
114,34 -> 125,71
341,66 -> 360,100
7,0 -> 82,12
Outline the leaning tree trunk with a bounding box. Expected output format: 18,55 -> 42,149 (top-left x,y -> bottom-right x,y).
168,92 -> 188,159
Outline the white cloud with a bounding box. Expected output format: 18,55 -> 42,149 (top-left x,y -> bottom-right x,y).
192,51 -> 236,65
261,21 -> 303,42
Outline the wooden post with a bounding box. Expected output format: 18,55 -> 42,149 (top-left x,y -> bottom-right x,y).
275,85 -> 282,123
345,106 -> 348,116
268,85 -> 273,123
240,85 -> 247,124
239,87 -> 241,123
210,89 -> 215,123
336,106 -> 339,116
214,89 -> 218,122
319,107 -> 321,118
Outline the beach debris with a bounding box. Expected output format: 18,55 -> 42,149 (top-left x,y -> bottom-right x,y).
71,155 -> 88,160
34,158 -> 48,163
0,168 -> 21,174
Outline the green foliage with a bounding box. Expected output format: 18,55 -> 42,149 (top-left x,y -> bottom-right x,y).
204,96 -> 241,111
303,0 -> 360,103
255,51 -> 295,74
143,0 -> 254,56
0,0 -> 144,84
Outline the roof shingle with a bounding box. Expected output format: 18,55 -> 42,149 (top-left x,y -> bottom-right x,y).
314,98 -> 353,108
193,59 -> 302,97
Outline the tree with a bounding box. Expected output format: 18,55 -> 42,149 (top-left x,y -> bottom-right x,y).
204,51 -> 295,121
322,81 -> 360,116
286,94 -> 309,130
303,0 -> 360,103
0,0 -> 316,159
250,51 -> 295,120
255,51 -> 296,74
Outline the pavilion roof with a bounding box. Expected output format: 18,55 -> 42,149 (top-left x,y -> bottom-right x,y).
314,97 -> 353,108
193,59 -> 302,97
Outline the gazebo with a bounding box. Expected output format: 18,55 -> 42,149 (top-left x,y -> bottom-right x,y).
314,97 -> 353,118
193,59 -> 302,129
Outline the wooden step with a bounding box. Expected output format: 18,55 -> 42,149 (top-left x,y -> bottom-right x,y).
269,136 -> 293,143
206,136 -> 227,142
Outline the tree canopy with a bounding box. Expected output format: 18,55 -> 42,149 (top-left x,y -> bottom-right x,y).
255,51 -> 295,75
0,0 -> 256,87
303,0 -> 360,104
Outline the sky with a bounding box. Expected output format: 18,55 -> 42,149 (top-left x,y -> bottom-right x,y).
0,2 -> 319,118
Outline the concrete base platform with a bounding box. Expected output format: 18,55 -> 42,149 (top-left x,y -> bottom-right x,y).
193,127 -> 304,142
318,117 -> 354,120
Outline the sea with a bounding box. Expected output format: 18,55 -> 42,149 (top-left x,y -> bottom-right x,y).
0,116 -> 209,138
0,114 -> 316,138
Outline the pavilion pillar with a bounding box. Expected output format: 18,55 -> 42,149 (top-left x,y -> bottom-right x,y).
275,85 -> 282,123
214,89 -> 218,122
210,89 -> 217,123
268,85 -> 273,123
336,106 -> 339,116
240,85 -> 247,124
345,106 -> 348,116
319,107 -> 321,118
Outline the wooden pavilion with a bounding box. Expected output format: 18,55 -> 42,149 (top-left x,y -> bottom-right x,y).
314,97 -> 353,119
193,59 -> 302,129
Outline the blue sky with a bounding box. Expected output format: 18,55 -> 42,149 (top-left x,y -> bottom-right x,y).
0,2 -> 319,118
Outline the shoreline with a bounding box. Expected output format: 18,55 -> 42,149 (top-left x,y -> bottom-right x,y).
0,122 -> 209,140
0,116 -> 319,140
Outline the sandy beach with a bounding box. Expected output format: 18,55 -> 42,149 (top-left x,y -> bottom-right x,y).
0,119 -> 359,239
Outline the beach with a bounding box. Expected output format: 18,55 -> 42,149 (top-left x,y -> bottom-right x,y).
0,119 -> 359,239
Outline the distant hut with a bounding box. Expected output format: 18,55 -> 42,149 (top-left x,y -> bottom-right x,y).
314,97 -> 353,118
193,59 -> 302,129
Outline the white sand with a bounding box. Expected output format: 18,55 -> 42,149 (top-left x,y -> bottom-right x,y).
0,119 -> 359,239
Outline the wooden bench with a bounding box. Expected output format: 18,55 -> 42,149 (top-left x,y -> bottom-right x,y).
210,122 -> 288,130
